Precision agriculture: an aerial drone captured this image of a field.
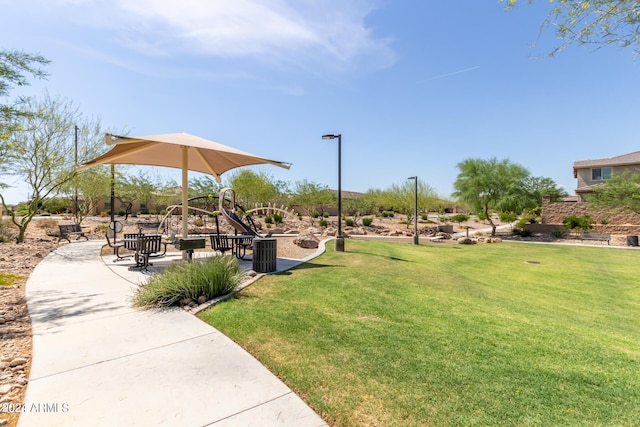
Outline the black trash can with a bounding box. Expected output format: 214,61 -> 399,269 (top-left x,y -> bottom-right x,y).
253,238 -> 277,273
627,235 -> 639,246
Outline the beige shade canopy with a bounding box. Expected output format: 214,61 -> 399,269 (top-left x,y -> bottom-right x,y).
78,132 -> 290,182
78,132 -> 290,242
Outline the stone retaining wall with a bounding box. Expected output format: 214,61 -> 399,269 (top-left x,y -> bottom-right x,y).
540,196 -> 640,235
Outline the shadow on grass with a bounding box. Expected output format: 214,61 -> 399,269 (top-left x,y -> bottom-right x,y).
275,262 -> 344,275
346,250 -> 414,263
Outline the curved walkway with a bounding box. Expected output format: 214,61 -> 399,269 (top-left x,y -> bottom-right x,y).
21,240 -> 327,427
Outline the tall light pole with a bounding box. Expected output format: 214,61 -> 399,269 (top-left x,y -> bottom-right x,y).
408,176 -> 419,245
74,125 -> 78,217
322,134 -> 344,252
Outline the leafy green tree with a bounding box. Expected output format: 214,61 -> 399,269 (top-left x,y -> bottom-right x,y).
0,50 -> 49,123
343,196 -> 377,226
188,176 -> 222,199
0,93 -> 104,242
384,181 -> 439,227
453,158 -> 530,236
115,170 -> 175,217
78,167 -> 112,218
587,170 -> 640,213
521,176 -> 567,206
1,50 -> 50,181
503,0 -> 640,56
290,180 -> 335,217
226,169 -> 282,209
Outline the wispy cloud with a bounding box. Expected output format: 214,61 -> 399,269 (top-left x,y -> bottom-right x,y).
42,0 -> 396,72
424,66 -> 481,82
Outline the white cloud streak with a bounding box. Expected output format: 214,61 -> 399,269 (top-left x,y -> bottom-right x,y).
424,66 -> 481,82
37,0 -> 396,72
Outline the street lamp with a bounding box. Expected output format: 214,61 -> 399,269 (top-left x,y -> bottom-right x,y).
322,134 -> 344,252
407,176 -> 419,245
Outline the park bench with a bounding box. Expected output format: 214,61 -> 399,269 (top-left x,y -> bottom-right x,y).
58,224 -> 89,243
580,233 -> 611,245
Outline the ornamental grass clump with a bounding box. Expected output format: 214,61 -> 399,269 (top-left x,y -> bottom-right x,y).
133,256 -> 243,308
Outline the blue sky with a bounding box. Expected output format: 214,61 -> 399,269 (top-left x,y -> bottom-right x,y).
2,0 -> 639,204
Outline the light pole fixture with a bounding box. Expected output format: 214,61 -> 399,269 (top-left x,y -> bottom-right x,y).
322,134 -> 344,252
407,176 -> 419,245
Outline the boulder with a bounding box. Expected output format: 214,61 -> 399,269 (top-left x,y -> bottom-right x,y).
345,227 -> 367,236
457,237 -> 476,245
294,233 -> 319,249
323,226 -> 338,237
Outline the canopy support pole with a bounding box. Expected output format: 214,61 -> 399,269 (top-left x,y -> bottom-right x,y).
182,146 -> 189,260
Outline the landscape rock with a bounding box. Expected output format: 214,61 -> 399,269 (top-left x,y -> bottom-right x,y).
9,357 -> 28,367
179,297 -> 194,306
294,233 -> 319,249
197,296 -> 207,304
345,227 -> 367,236
457,237 -> 476,245
322,226 -> 337,237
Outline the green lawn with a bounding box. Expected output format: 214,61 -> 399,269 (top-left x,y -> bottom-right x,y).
198,240 -> 640,426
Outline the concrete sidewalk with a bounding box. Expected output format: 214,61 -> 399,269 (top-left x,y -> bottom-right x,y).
21,240 -> 328,427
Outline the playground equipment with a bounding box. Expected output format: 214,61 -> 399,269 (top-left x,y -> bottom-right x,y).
157,188 -> 296,238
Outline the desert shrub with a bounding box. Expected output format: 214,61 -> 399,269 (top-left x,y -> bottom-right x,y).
345,218 -> 355,226
0,219 -> 17,243
421,214 -> 429,221
323,212 -> 329,218
451,214 -> 470,224
362,217 -> 373,226
42,197 -> 70,214
35,218 -> 58,229
513,228 -> 533,237
382,211 -> 394,218
34,218 -> 59,237
272,213 -> 283,224
551,229 -> 564,239
133,256 -> 243,308
117,209 -> 126,216
193,218 -> 204,226
264,215 -> 273,224
95,224 -> 108,234
0,273 -> 24,287
499,212 -> 517,223
319,219 -> 328,227
563,214 -> 593,233
311,211 -> 320,218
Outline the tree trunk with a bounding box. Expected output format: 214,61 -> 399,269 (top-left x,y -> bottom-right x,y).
484,203 -> 497,236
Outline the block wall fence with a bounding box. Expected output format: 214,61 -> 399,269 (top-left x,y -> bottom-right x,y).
528,196 -> 640,235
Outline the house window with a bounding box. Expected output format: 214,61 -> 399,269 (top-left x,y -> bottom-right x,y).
592,167 -> 612,181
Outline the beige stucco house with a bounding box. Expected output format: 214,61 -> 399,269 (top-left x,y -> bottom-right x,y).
573,151 -> 640,201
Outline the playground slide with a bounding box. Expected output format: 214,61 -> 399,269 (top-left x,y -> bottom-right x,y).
219,188 -> 260,236
222,208 -> 259,236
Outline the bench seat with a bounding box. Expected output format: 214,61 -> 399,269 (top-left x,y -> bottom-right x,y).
580,233 -> 610,245
58,224 -> 89,243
